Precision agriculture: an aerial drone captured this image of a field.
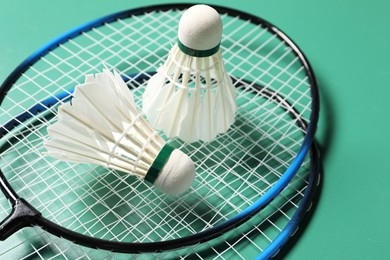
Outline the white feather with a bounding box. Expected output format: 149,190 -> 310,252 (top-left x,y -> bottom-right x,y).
45,69 -> 195,195
142,5 -> 236,143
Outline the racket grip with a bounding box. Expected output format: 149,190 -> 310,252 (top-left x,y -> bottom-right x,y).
0,198 -> 41,240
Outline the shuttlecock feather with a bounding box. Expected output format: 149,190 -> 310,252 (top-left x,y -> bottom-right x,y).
142,4 -> 236,143
45,69 -> 195,195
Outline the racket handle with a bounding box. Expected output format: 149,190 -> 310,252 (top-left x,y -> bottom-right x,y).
0,198 -> 41,240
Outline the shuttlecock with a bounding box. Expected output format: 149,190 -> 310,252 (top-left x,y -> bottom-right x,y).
44,69 -> 196,195
142,4 -> 236,143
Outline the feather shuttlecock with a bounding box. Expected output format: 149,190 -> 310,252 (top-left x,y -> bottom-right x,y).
45,69 -> 196,195
142,4 -> 236,143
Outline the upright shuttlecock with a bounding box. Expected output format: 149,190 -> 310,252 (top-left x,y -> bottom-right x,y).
44,69 -> 195,195
142,4 -> 236,143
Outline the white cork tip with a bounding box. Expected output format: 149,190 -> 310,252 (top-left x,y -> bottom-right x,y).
178,4 -> 222,51
154,149 -> 196,195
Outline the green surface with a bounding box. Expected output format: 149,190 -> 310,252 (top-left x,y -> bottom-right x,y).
0,0 -> 389,259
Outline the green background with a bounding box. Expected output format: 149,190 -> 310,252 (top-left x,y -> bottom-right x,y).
0,0 -> 389,259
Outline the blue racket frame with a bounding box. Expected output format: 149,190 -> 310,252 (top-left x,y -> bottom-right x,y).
0,3 -> 319,256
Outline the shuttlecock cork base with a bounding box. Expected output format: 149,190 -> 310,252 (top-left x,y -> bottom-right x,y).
148,147 -> 196,195
45,69 -> 195,196
177,4 -> 222,57
143,4 -> 237,143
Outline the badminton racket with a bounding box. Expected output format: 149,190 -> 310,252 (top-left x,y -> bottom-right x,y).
0,3 -> 319,254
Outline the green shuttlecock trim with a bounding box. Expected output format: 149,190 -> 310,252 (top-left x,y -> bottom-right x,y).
178,39 -> 220,57
144,144 -> 175,184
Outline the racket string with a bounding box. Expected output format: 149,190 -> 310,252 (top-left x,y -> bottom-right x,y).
0,7 -> 318,258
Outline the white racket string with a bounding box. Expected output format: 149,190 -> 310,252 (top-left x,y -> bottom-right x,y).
0,6 -> 318,259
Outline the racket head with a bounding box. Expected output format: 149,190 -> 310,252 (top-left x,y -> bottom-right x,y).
0,3 -> 319,253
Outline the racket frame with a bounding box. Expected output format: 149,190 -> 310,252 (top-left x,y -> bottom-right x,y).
0,3 -> 319,253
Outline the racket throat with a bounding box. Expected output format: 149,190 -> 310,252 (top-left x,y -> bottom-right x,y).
0,198 -> 41,240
